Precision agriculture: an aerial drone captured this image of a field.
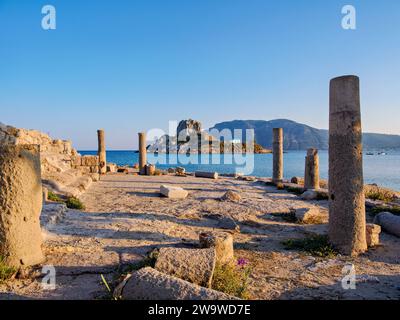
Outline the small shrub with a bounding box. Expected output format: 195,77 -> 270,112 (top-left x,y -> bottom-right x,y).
364,185 -> 397,203
370,206 -> 400,216
125,249 -> 159,272
211,258 -> 252,299
315,192 -> 329,201
100,274 -> 118,300
108,249 -> 160,300
282,234 -> 337,258
365,191 -> 394,202
285,186 -> 304,195
48,191 -> 63,202
276,183 -> 285,190
270,211 -> 297,222
66,197 -> 85,210
0,257 -> 16,283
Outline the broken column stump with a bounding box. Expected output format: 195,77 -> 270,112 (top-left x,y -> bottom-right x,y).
374,212 -> 400,238
304,148 -> 320,190
272,128 -> 283,184
328,75 -> 367,256
199,231 -> 234,265
145,164 -> 156,176
97,129 -> 107,175
195,171 -> 218,179
366,223 -> 381,247
0,145 -> 44,267
154,247 -> 216,288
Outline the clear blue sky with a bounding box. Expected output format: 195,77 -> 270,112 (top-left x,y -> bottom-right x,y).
1,0 -> 399,149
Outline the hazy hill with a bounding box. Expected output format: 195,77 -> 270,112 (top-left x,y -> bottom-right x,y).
210,119 -> 400,150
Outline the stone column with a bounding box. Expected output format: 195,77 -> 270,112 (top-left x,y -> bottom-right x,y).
304,148 -> 320,190
0,145 -> 44,267
272,128 -> 283,183
97,129 -> 107,174
165,135 -> 170,155
328,75 -> 367,256
197,132 -> 202,155
138,132 -> 147,175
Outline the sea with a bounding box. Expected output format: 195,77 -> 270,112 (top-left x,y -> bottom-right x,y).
79,150 -> 400,192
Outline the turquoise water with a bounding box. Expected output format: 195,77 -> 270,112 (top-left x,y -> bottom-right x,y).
79,150 -> 400,191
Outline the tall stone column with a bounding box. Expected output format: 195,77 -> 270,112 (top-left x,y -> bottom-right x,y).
0,145 -> 44,267
138,132 -> 147,175
304,148 -> 319,190
165,135 -> 170,155
329,75 -> 367,256
197,133 -> 202,155
272,128 -> 283,183
97,129 -> 106,174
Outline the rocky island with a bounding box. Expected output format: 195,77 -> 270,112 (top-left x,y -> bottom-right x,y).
147,119 -> 271,154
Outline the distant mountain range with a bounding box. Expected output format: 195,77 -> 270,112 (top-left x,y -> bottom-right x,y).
210,119 -> 400,151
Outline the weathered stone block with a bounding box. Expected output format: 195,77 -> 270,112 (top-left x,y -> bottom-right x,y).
160,185 -> 188,199
195,171 -> 218,179
78,166 -> 91,174
81,155 -> 99,166
107,163 -> 117,173
366,223 -> 381,247
199,231 -> 234,265
116,267 -> 238,300
295,207 -> 328,224
300,190 -> 318,200
155,247 -> 216,287
71,155 -> 82,166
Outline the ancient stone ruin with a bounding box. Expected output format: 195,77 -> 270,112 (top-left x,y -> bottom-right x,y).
97,129 -> 107,175
0,145 -> 44,267
328,75 -> 367,256
0,123 -> 100,198
138,132 -> 147,175
304,148 -> 319,190
272,128 -> 283,184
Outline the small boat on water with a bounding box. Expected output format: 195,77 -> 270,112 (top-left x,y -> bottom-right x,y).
378,152 -> 387,155
366,152 -> 374,155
